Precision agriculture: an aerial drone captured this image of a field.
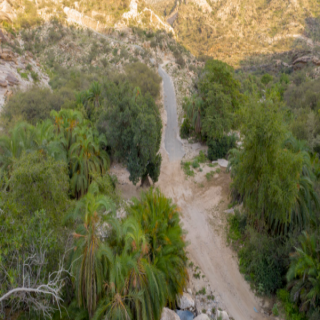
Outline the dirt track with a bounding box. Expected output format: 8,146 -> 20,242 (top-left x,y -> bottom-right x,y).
157,67 -> 269,320
111,65 -> 270,320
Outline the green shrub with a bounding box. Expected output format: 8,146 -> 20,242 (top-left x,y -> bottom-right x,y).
31,70 -> 39,82
238,230 -> 291,294
272,303 -> 279,316
19,72 -> 29,80
207,135 -> 237,161
195,150 -> 207,163
180,118 -> 191,139
277,289 -> 307,320
227,210 -> 246,243
192,159 -> 200,168
205,171 -> 215,181
1,87 -> 74,128
261,73 -> 273,85
125,62 -> 161,98
196,287 -> 206,295
181,161 -> 194,176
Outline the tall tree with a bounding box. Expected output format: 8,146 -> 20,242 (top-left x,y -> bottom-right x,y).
98,84 -> 162,185
229,97 -> 313,233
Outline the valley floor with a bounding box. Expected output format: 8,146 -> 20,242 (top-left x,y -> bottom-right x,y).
111,67 -> 270,320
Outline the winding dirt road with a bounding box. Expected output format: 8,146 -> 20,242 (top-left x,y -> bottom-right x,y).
157,67 -> 269,320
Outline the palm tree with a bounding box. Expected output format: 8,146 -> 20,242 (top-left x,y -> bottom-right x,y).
287,231 -> 320,315
127,188 -> 188,305
0,122 -> 35,178
50,109 -> 110,198
69,186 -> 115,318
87,82 -> 102,108
183,95 -> 203,134
69,127 -> 109,198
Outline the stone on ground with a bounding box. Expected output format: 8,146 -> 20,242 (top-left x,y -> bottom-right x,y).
217,159 -> 228,168
215,310 -> 229,320
160,307 -> 180,320
194,314 -> 210,320
177,292 -> 195,310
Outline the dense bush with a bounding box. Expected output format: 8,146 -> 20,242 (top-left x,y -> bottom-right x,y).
183,59 -> 243,139
125,62 -> 162,99
5,152 -> 70,223
261,73 -> 273,85
239,229 -> 288,294
207,135 -> 237,161
1,87 -> 75,128
180,118 -> 191,139
97,82 -> 162,185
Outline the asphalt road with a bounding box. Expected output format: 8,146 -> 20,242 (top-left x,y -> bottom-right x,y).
158,65 -> 185,162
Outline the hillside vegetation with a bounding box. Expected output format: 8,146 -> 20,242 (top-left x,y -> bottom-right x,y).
2,0 -> 320,319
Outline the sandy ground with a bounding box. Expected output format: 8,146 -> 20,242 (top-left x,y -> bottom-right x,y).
110,68 -> 271,320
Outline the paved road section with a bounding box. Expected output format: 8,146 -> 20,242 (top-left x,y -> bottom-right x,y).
158,65 -> 185,161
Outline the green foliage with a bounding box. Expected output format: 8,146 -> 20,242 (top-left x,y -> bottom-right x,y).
1,87 -> 74,128
205,171 -> 215,181
228,96 -> 318,233
238,229 -> 290,294
196,288 -> 206,295
183,59 -> 243,140
51,109 -> 110,198
125,62 -> 161,99
68,186 -> 115,317
97,84 -> 162,185
286,232 -> 320,317
207,135 -> 237,161
0,109 -> 109,199
196,150 -> 207,163
0,209 -> 66,317
272,303 -> 279,316
5,152 -> 70,224
261,73 -> 273,85
227,210 -> 247,244
192,159 -> 200,168
15,0 -> 43,29
31,70 -> 39,82
181,161 -> 194,177
127,188 -> 188,305
277,289 -> 307,320
180,118 -> 191,139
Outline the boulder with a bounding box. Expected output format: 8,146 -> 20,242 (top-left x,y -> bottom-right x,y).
217,159 -> 228,168
0,79 -> 8,87
195,299 -> 201,315
161,308 -> 180,320
194,314 -> 210,320
177,293 -> 195,310
0,52 -> 14,61
6,72 -> 19,85
215,310 -> 229,320
176,310 -> 194,320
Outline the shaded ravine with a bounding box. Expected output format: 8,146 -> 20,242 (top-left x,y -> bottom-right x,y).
158,65 -> 185,161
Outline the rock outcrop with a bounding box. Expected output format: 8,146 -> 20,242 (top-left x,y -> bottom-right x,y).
215,310 -> 229,320
194,314 -> 210,320
160,308 -> 180,320
177,292 -> 195,310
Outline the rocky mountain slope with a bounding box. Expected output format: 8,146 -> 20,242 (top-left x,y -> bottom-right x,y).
3,0 -> 320,67
146,0 -> 320,65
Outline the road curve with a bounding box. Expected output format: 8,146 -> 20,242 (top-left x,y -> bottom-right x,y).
158,65 -> 185,161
